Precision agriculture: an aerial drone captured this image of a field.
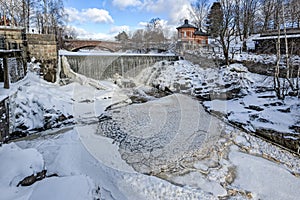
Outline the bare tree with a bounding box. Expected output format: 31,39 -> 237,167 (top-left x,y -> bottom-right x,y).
189,0 -> 209,31
288,0 -> 300,28
145,18 -> 165,44
0,0 -> 24,26
273,0 -> 300,99
131,29 -> 145,49
208,0 -> 236,66
260,0 -> 276,32
241,0 -> 259,50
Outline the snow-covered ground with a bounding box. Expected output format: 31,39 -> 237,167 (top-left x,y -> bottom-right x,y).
137,60 -> 300,138
1,57 -> 300,199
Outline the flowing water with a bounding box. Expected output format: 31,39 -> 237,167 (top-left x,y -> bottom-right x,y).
61,54 -> 179,80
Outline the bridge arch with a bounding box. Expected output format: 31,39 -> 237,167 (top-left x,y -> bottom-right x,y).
63,39 -> 122,52
71,45 -> 115,52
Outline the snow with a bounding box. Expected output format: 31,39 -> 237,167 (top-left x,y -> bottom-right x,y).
0,143 -> 44,187
8,72 -> 75,132
76,125 -> 135,173
229,146 -> 300,200
1,66 -> 217,199
29,175 -> 95,200
1,52 -> 300,199
171,172 -> 227,197
136,59 -> 300,135
13,128 -> 217,200
0,143 -> 44,200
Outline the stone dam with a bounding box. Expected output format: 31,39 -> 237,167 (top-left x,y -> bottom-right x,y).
60,53 -> 179,80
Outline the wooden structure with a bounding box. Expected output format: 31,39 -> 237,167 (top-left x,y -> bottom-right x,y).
176,19 -> 209,50
253,28 -> 300,55
0,96 -> 9,142
0,50 -> 23,88
0,27 -> 27,88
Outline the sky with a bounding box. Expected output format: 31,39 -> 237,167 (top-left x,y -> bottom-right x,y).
63,0 -> 196,40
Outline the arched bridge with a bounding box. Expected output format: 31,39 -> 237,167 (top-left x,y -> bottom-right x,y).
63,39 -> 122,52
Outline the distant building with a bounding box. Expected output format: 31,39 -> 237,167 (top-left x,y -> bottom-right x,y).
253,28 -> 300,55
176,19 -> 209,51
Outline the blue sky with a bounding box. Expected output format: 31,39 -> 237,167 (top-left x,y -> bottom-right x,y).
63,0 -> 195,40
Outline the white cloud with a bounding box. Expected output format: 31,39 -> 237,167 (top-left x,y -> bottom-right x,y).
112,0 -> 142,9
138,21 -> 148,27
65,7 -> 114,24
83,8 -> 114,23
111,0 -> 192,25
109,25 -> 130,34
68,25 -> 115,40
65,7 -> 83,23
143,0 -> 192,24
137,19 -> 177,39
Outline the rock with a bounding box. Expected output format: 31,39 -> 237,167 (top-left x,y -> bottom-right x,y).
255,128 -> 300,153
17,170 -> 47,187
130,96 -> 148,103
43,68 -> 56,82
270,102 -> 284,106
7,131 -> 27,141
277,107 -> 291,113
257,118 -> 272,123
245,105 -> 264,111
290,125 -> 300,133
58,114 -> 67,122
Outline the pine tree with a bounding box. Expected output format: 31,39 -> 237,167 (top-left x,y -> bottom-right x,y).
207,2 -> 223,37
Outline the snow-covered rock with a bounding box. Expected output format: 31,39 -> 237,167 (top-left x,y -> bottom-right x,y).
0,143 -> 44,187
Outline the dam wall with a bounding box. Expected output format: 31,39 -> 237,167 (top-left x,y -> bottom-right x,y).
61,53 -> 179,80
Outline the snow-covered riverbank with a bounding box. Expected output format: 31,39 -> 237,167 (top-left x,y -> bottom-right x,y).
136,60 -> 300,151
1,59 -> 300,199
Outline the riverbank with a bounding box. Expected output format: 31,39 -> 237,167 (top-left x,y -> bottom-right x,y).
1,57 -> 299,199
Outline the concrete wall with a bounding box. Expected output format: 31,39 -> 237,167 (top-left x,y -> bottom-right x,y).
27,34 -> 58,82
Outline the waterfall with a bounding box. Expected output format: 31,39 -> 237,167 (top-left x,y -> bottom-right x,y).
60,56 -> 107,90
61,54 -> 179,81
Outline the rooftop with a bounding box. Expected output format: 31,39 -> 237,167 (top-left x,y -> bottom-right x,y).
194,30 -> 209,36
253,34 -> 300,40
176,19 -> 196,30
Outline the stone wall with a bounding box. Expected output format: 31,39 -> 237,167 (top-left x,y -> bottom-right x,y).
27,34 -> 58,82
0,27 -> 26,52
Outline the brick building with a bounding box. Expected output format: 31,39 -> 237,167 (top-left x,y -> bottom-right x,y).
176,19 -> 209,51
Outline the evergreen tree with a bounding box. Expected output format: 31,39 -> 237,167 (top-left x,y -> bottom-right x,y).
207,2 -> 223,37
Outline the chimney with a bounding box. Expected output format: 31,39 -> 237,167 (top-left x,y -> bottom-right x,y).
184,19 -> 188,24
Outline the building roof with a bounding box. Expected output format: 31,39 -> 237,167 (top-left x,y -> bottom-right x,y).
194,30 -> 209,36
176,19 -> 196,30
253,34 -> 300,40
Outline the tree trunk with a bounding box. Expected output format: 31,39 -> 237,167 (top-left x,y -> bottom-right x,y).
274,18 -> 282,99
